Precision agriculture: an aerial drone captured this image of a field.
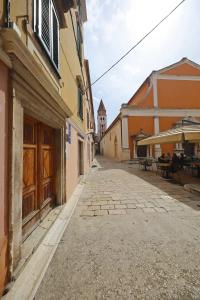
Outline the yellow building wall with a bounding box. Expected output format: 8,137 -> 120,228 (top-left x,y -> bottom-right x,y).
100,119 -> 122,161
7,1 -> 93,203
9,1 -> 85,132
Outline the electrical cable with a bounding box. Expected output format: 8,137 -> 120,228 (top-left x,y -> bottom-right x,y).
88,0 -> 186,90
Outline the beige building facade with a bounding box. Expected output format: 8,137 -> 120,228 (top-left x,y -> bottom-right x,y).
0,0 -> 95,295
100,116 -> 122,160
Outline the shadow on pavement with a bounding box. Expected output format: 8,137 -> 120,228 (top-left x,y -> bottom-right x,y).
94,155 -> 200,212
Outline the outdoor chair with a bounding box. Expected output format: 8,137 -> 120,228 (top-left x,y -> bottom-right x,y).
191,164 -> 198,177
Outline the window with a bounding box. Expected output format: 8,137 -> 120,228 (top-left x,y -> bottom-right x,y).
33,0 -> 59,71
87,111 -> 89,129
78,88 -> 83,120
76,20 -> 82,63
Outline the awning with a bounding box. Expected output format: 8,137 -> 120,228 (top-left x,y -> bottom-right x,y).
137,125 -> 200,146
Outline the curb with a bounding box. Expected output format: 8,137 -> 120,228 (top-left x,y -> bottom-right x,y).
3,181 -> 85,300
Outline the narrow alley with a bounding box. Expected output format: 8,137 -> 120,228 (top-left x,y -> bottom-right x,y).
35,157 -> 200,300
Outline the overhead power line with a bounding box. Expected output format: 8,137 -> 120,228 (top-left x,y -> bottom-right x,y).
88,0 -> 186,90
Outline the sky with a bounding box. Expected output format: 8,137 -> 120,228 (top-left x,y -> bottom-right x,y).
84,0 -> 200,127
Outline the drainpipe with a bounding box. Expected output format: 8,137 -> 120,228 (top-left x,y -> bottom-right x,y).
5,0 -> 11,28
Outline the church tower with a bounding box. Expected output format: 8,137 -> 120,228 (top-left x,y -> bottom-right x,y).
97,99 -> 107,140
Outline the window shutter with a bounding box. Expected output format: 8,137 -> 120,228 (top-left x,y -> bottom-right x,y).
77,22 -> 82,61
34,0 -> 60,72
52,6 -> 59,68
78,89 -> 83,119
41,0 -> 51,52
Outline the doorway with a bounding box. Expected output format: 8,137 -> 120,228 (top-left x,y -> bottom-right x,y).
183,142 -> 195,157
137,145 -> 147,157
23,116 -> 55,238
114,136 -> 118,159
78,140 -> 84,175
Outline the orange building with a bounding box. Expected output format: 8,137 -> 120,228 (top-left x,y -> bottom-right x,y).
100,58 -> 200,160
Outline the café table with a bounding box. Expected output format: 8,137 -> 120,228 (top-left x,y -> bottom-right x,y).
157,162 -> 171,178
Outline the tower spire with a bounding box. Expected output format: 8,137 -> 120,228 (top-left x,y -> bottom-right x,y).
97,99 -> 107,140
98,99 -> 106,113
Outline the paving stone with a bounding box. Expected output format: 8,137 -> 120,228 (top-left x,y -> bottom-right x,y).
91,200 -> 108,205
115,204 -> 127,209
108,209 -> 126,215
94,210 -> 108,216
154,207 -> 168,213
87,205 -> 100,211
126,204 -> 137,209
101,204 -> 114,210
80,210 -> 94,217
142,207 -> 156,213
144,202 -> 156,208
112,196 -> 121,200
107,200 -> 121,205
126,208 -> 141,214
122,199 -> 138,205
136,203 -> 146,208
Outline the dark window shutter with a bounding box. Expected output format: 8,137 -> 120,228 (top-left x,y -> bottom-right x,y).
52,7 -> 59,68
77,22 -> 82,61
34,0 -> 60,72
41,0 -> 50,51
78,89 -> 83,119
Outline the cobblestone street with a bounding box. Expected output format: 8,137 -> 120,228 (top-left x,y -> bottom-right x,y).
35,156 -> 200,300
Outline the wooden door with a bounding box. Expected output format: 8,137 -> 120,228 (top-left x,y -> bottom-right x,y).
38,124 -> 55,210
23,117 -> 55,237
23,118 -> 38,223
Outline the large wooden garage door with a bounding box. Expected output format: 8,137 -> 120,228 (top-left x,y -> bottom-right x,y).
23,117 -> 55,238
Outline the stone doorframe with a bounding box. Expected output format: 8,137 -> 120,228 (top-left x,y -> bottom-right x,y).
9,89 -> 67,277
1,29 -> 72,276
78,134 -> 85,176
132,129 -> 150,159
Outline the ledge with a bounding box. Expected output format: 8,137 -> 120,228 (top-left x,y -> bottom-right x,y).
0,29 -> 72,127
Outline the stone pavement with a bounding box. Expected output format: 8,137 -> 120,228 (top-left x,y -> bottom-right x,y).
35,156 -> 200,300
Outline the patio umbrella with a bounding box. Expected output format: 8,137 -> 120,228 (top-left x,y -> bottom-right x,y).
137,125 -> 200,146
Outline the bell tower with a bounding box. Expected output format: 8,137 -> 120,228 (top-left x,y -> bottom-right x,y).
97,99 -> 107,140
